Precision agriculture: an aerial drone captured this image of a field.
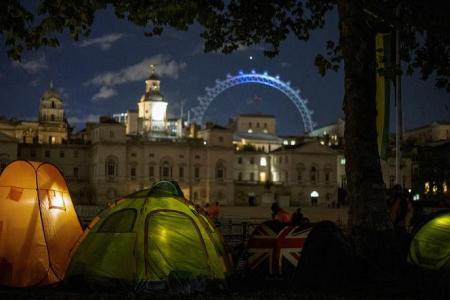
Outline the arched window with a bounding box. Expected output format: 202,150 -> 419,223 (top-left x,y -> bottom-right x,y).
51,101 -> 55,108
105,156 -> 118,177
310,166 -> 318,185
160,160 -> 172,179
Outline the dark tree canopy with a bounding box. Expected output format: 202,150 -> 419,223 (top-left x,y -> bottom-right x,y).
1,0 -> 449,91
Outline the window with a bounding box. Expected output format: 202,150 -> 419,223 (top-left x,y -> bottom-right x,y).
264,123 -> 267,128
195,154 -> 200,159
98,209 -> 137,233
179,166 -> 184,178
45,150 -> 50,158
325,172 -> 330,184
194,167 -> 200,180
130,167 -> 136,178
297,172 -> 302,183
73,167 -> 79,178
249,122 -> 252,128
216,161 -> 225,182
256,122 -> 260,128
131,152 -> 136,157
238,157 -> 243,164
340,158 -> 346,165
106,158 -> 117,177
48,190 -> 65,210
51,114 -> 55,121
250,157 -> 255,165
49,136 -> 56,144
250,172 -> 255,181
259,172 -> 266,182
161,161 -> 172,179
60,150 -> 64,158
238,172 -> 242,181
149,153 -> 155,158
260,157 -> 267,166
51,101 -> 55,108
217,168 -> 224,180
310,166 -> 318,184
219,136 -> 224,142
149,165 -> 155,177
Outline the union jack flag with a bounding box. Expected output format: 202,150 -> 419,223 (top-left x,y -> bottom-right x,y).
247,222 -> 312,276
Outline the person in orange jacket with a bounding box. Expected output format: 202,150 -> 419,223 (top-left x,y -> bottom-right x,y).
271,202 -> 291,224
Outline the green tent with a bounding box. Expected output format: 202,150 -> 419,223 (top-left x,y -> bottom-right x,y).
66,181 -> 231,293
408,210 -> 450,271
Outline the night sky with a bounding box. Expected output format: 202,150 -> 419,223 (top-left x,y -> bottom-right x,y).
0,8 -> 448,135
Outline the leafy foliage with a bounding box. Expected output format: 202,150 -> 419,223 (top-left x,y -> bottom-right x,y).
1,0 -> 448,91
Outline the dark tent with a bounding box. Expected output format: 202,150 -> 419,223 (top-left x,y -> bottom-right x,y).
293,221 -> 372,289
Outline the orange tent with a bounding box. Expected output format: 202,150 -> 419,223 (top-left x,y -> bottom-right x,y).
0,160 -> 83,287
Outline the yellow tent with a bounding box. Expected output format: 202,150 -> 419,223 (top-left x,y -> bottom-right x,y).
0,160 -> 83,287
66,181 -> 231,293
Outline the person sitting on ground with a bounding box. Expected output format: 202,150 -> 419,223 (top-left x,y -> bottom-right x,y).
291,207 -> 304,226
271,202 -> 291,224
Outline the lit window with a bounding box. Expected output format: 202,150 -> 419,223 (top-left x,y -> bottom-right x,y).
432,183 -> 438,194
290,140 -> 296,145
259,172 -> 266,182
424,182 -> 430,194
260,157 -> 267,166
340,158 -> 346,165
283,140 -> 288,145
444,182 -> 448,193
48,190 -> 65,210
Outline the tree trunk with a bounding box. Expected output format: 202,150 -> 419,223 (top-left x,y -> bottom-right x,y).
338,0 -> 390,233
